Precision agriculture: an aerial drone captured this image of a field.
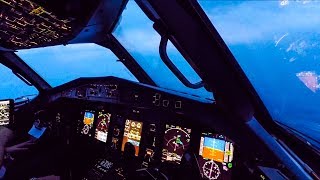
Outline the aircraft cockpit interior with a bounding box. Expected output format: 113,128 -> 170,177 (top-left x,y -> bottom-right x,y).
0,0 -> 319,179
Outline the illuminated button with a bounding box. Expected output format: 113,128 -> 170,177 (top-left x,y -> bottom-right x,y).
175,101 -> 182,109
163,100 -> 169,107
227,163 -> 232,169
131,122 -> 136,127
226,150 -> 232,156
223,165 -> 228,171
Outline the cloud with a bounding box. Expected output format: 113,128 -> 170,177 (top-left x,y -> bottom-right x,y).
199,1 -> 320,45
115,28 -> 160,54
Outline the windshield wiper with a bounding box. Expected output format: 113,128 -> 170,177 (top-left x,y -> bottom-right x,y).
275,120 -> 320,154
13,71 -> 32,86
274,121 -> 320,179
14,94 -> 37,108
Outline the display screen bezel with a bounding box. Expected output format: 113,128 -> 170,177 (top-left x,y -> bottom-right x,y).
199,133 -> 234,163
121,119 -> 144,156
81,110 -> 96,137
197,132 -> 235,180
161,124 -> 192,164
94,111 -> 112,143
0,99 -> 14,126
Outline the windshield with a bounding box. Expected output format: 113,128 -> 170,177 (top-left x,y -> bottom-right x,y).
199,1 -> 320,149
0,63 -> 38,99
17,43 -> 138,87
113,1 -> 213,100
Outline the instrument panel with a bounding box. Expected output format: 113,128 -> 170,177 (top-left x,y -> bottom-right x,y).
0,0 -> 100,49
46,77 -> 229,179
64,84 -> 119,100
11,77 -> 294,179
73,107 -> 235,180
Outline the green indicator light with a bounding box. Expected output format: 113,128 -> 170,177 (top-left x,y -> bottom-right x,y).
227,162 -> 232,168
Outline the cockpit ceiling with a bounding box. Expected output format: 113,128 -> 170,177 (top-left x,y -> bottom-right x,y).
0,0 -> 100,50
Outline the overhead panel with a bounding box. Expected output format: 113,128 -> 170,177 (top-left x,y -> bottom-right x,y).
0,0 -> 100,50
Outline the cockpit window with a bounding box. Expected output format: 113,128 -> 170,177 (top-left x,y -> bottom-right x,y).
0,63 -> 38,99
113,1 -> 213,100
16,43 -> 138,87
198,1 -> 320,149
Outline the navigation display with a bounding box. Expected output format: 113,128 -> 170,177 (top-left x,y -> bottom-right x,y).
121,120 -> 143,156
161,124 -> 191,164
81,111 -> 95,136
198,133 -> 234,180
0,100 -> 12,126
94,112 -> 111,143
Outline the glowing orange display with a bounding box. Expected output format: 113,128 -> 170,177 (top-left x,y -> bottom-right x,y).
202,147 -> 224,163
121,120 -> 143,156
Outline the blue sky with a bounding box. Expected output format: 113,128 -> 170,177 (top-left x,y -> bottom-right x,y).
18,43 -> 138,87
1,0 -> 320,143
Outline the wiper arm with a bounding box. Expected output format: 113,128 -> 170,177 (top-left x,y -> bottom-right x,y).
14,94 -> 37,108
275,120 -> 320,153
13,71 -> 32,86
274,121 -> 320,179
276,138 -> 320,180
15,94 -> 37,101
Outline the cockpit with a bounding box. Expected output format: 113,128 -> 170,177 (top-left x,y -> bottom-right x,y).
0,0 -> 319,180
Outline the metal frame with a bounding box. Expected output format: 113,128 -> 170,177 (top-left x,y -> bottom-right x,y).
97,34 -> 156,86
136,0 -> 319,177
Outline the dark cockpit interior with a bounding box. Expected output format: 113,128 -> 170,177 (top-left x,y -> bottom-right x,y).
0,0 -> 319,180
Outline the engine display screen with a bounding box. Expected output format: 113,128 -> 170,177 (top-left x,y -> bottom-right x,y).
198,133 -> 234,180
121,120 -> 143,156
94,112 -> 111,143
0,100 -> 12,126
161,124 -> 191,164
81,111 -> 95,136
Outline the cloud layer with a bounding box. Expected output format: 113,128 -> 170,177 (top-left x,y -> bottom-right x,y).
199,1 -> 320,45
